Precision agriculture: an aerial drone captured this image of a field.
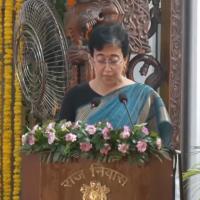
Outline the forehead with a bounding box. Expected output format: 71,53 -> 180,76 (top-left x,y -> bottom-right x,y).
93,44 -> 123,56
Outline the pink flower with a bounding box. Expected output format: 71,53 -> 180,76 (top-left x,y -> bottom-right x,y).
142,127 -> 149,135
65,133 -> 77,142
136,140 -> 147,153
102,127 -> 110,140
80,142 -> 92,152
123,125 -> 130,132
47,130 -> 56,144
28,134 -> 36,145
118,143 -> 129,154
85,125 -> 97,135
120,126 -> 131,139
100,144 -> 111,155
156,138 -> 162,150
106,122 -> 113,130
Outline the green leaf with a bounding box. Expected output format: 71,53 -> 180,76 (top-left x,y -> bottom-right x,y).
46,152 -> 53,163
183,169 -> 200,181
159,150 -> 172,160
52,152 -> 61,162
150,131 -> 159,137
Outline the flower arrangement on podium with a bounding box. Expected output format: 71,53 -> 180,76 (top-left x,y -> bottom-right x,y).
21,120 -> 170,164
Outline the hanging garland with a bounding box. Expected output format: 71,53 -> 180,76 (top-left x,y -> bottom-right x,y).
13,1 -> 23,199
2,0 -> 14,199
0,0 -> 3,198
67,0 -> 76,7
12,78 -> 22,200
12,79 -> 22,200
13,2 -> 24,199
15,0 -> 23,11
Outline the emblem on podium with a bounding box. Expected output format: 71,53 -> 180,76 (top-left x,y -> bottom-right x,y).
80,181 -> 110,200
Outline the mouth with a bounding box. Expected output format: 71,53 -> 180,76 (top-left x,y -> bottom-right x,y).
102,76 -> 115,82
102,74 -> 113,78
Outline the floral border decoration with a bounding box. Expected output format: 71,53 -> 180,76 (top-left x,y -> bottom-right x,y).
22,120 -> 171,164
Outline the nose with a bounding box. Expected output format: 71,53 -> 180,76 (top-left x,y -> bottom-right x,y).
103,61 -> 112,71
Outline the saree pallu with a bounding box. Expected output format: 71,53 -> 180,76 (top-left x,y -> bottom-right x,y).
76,83 -> 172,146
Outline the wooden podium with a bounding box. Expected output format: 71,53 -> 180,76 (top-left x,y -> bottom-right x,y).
21,154 -> 173,200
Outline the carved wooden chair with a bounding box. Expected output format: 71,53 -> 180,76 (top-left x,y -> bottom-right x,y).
64,0 -> 163,90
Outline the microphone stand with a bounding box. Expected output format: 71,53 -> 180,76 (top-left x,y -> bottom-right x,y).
119,93 -> 134,128
122,101 -> 134,128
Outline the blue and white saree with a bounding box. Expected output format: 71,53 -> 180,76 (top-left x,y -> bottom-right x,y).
76,83 -> 172,146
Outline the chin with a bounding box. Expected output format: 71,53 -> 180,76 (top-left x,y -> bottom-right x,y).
102,78 -> 117,85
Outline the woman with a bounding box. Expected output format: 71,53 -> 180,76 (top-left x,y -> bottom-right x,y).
59,23 -> 172,147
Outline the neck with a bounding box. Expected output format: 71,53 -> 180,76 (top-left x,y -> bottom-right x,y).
90,76 -> 128,96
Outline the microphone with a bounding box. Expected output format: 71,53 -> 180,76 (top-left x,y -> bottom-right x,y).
118,93 -> 134,127
91,97 -> 101,108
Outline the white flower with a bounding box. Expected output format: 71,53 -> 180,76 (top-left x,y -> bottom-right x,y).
61,121 -> 72,131
31,124 -> 40,134
106,122 -> 113,130
73,120 -> 82,128
156,138 -> 162,150
22,133 -> 28,145
46,122 -> 56,130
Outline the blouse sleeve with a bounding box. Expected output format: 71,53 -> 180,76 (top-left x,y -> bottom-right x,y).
58,89 -> 76,122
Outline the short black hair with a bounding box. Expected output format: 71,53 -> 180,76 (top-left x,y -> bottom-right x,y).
88,23 -> 129,58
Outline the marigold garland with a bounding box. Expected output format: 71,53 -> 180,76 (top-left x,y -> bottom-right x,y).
0,0 -> 3,198
12,78 -> 22,200
67,0 -> 76,7
2,0 -> 14,199
12,1 -> 24,200
13,0 -> 24,198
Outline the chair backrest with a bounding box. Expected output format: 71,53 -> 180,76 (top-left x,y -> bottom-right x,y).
64,0 -> 163,90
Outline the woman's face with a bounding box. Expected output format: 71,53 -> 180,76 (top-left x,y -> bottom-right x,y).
90,44 -> 127,86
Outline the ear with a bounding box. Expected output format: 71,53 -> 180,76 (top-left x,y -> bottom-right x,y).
124,56 -> 129,65
88,55 -> 95,67
122,56 -> 129,76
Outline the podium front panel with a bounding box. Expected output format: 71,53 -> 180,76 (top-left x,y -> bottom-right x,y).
21,154 -> 173,200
